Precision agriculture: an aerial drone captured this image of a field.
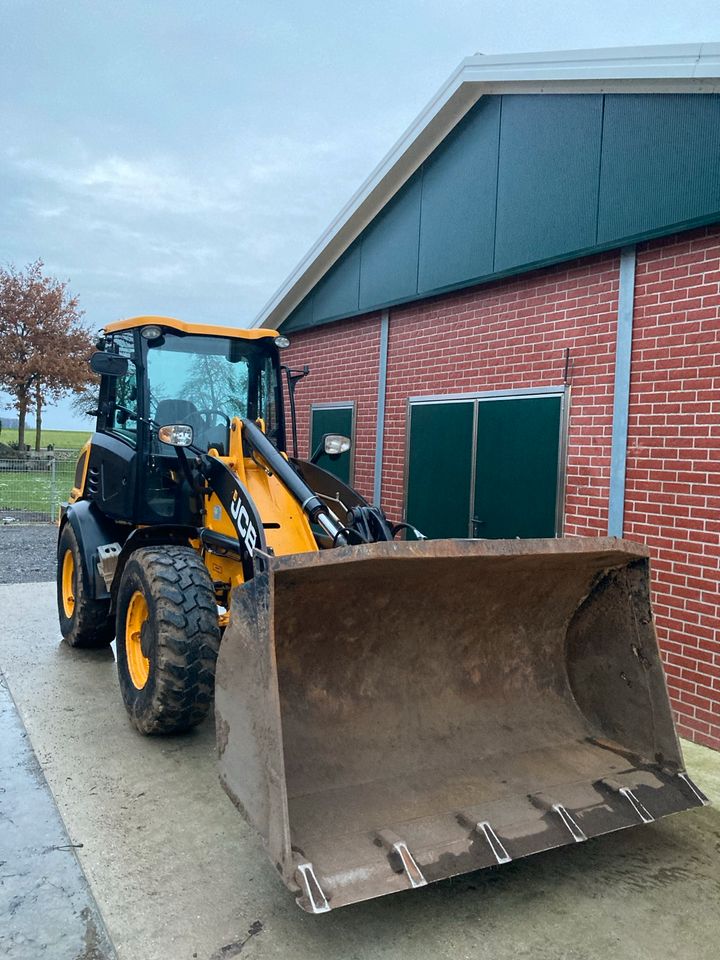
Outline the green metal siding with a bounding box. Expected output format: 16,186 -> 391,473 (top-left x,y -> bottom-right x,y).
311,242 -> 361,323
285,292 -> 313,331
494,95 -> 603,272
358,170 -> 422,309
597,94 -> 720,243
285,93 -> 720,332
418,97 -> 500,292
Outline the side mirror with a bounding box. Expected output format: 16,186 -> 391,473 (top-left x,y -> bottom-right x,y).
310,433 -> 351,463
89,352 -> 129,377
324,434 -> 351,455
157,424 -> 194,448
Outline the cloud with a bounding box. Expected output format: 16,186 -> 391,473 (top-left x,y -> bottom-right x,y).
0,121 -> 387,326
12,153 -> 244,214
25,201 -> 69,219
7,132 -> 354,221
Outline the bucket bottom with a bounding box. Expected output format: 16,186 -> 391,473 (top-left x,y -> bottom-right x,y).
288,736 -> 707,912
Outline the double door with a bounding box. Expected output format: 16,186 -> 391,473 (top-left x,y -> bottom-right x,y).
405,392 -> 565,539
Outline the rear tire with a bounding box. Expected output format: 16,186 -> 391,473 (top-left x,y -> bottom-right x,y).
115,545 -> 220,735
57,522 -> 114,648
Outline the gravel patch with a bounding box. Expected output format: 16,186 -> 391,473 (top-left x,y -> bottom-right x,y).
0,523 -> 58,584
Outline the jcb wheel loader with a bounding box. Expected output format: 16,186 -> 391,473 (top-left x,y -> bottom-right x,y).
57,315 -> 708,913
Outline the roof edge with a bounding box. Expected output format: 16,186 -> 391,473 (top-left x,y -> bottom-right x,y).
254,43 -> 720,329
106,315 -> 278,338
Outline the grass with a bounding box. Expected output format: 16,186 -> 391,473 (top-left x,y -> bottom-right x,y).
0,427 -> 91,451
0,429 -> 84,518
0,461 -> 77,519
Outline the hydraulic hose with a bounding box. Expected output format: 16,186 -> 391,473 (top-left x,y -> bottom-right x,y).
241,419 -> 348,545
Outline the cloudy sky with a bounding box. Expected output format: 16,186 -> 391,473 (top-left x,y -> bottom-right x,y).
2,0 -> 719,428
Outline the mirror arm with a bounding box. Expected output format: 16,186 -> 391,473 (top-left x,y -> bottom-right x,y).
310,432 -> 349,463
283,364 -> 310,458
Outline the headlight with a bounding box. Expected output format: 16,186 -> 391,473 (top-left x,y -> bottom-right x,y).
141,324 -> 163,340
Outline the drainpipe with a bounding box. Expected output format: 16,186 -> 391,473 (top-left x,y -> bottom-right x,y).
373,310 -> 390,506
608,246 -> 636,538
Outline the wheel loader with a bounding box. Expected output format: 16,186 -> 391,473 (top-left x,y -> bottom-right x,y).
57,315 -> 708,913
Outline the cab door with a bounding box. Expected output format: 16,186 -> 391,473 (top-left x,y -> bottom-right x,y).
85,330 -> 139,520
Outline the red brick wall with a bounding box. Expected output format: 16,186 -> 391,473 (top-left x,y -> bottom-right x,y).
282,226 -> 720,749
381,254 -> 619,530
283,312 -> 381,502
625,227 -> 720,749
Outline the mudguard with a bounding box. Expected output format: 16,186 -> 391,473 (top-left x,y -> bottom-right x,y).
59,500 -> 126,600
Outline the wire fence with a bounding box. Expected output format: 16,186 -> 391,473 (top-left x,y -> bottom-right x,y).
0,455 -> 78,523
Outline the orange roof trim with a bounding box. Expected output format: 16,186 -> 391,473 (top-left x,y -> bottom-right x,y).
105,315 -> 280,339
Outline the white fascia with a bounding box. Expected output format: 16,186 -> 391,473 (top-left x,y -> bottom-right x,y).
254,43 -> 720,329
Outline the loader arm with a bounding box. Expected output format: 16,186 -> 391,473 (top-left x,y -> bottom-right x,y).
196,416 -> 348,593
197,415 -> 405,600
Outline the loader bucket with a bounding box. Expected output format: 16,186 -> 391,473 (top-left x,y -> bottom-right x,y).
215,537 -> 708,913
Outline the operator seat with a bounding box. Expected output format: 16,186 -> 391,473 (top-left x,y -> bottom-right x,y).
155,398 -> 199,428
155,398 -> 200,446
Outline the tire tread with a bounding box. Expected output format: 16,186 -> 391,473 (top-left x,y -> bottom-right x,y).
57,523 -> 114,649
117,545 -> 220,734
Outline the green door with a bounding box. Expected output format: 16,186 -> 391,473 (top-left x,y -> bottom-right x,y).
473,396 -> 561,539
405,394 -> 562,539
405,401 -> 475,538
310,405 -> 354,483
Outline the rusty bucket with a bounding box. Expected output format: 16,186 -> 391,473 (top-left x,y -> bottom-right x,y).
215,537 -> 708,912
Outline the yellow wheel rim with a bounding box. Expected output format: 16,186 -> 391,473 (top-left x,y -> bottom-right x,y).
61,549 -> 75,618
126,591 -> 150,689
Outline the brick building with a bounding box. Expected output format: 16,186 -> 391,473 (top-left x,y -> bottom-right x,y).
255,45 -> 720,748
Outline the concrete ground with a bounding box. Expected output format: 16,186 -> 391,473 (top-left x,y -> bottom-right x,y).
0,677 -> 116,959
1,580 -> 719,960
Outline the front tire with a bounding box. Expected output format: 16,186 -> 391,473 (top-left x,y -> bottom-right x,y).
57,522 -> 114,648
115,545 -> 220,735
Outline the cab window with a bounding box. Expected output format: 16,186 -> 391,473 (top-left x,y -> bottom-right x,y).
105,331 -> 139,446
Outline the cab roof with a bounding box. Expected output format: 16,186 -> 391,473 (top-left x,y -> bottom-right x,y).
105,315 -> 280,340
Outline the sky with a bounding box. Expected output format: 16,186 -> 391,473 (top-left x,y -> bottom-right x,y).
2,0 -> 719,430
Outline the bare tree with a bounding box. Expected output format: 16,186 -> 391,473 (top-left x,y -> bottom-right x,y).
180,354 -> 248,414
71,380 -> 101,419
0,261 -> 94,450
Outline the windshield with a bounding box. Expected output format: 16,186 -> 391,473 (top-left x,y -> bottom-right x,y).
145,331 -> 282,452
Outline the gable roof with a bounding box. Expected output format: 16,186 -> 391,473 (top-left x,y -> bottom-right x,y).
254,43 -> 720,329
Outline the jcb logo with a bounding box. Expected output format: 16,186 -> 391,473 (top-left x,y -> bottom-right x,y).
230,491 -> 258,555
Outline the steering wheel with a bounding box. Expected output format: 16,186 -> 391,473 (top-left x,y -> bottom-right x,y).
195,408 -> 231,429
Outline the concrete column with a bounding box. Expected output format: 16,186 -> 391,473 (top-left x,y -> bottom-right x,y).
373,310 -> 390,506
608,245 -> 636,537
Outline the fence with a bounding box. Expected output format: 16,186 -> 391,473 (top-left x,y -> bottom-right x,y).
0,456 -> 78,523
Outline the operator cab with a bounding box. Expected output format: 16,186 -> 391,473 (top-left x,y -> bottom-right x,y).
88,317 -> 285,525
